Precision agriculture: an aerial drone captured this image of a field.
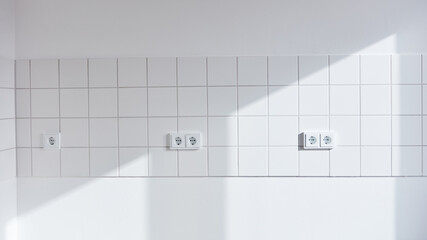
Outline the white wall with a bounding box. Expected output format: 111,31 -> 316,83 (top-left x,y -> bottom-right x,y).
0,0 -> 16,239
15,0 -> 427,58
13,0 -> 427,240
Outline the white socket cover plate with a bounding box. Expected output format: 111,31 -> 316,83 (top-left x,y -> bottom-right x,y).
304,132 -> 319,149
185,133 -> 201,149
169,133 -> 185,149
320,132 -> 334,148
43,133 -> 61,149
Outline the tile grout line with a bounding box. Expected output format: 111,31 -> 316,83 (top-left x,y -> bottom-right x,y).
390,55 -> 393,176
176,57 -> 179,176
29,60 -> 33,176
328,55 -> 331,177
297,56 -> 300,176
266,56 -> 270,176
359,55 -> 362,176
205,57 -> 210,176
236,57 -> 240,176
87,59 -> 91,176
58,59 -> 62,177
146,58 -> 150,176
116,58 -> 120,177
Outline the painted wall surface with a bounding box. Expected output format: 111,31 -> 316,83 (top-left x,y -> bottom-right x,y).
15,0 -> 427,58
0,0 -> 16,240
13,0 -> 427,240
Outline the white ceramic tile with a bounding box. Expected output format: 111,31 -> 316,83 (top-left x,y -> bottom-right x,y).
61,119 -> 89,147
16,119 -> 31,147
361,55 -> 390,84
15,60 -> 30,88
238,86 -> 268,115
118,58 -> 147,87
269,116 -> 298,146
424,86 -> 427,114
330,116 -> 360,146
268,56 -> 298,85
330,55 -> 359,85
424,147 -> 427,176
268,147 -> 298,176
148,57 -> 176,86
90,148 -> 118,177
239,147 -> 268,176
208,87 -> 237,116
119,148 -> 148,176
119,118 -> 147,147
299,150 -> 329,176
392,146 -> 422,176
89,88 -> 117,117
31,59 -> 59,88
178,57 -> 206,86
239,117 -> 268,146
208,117 -> 237,146
361,116 -> 391,146
238,56 -> 267,85
0,58 -> 14,88
207,57 -> 237,86
60,59 -> 88,88
147,88 -> 177,117
148,148 -> 177,176
88,59 -> 117,87
178,148 -> 208,176
361,85 -> 391,115
89,118 -> 118,147
361,147 -> 391,176
299,116 -> 329,132
148,117 -> 177,147
424,55 -> 427,84
299,86 -> 329,115
60,89 -> 88,117
0,149 -> 15,179
0,89 -> 14,118
119,88 -> 147,117
392,116 -> 422,146
268,86 -> 298,115
299,56 -> 328,85
31,89 -> 59,117
31,119 -> 59,147
16,89 -> 31,118
330,86 -> 360,115
0,119 -> 15,150
392,85 -> 421,115
178,117 -> 207,146
392,55 -> 421,84
32,148 -> 60,177
17,148 -> 32,177
178,87 -> 207,116
60,148 -> 90,177
330,147 -> 361,176
208,147 -> 238,176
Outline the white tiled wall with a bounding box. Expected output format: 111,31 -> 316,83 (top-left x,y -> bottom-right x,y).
15,55 -> 427,177
0,57 -> 16,180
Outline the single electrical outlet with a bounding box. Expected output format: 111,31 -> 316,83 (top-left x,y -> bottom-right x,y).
169,133 -> 185,149
185,133 -> 201,149
304,132 -> 320,149
43,133 -> 61,149
320,133 -> 334,149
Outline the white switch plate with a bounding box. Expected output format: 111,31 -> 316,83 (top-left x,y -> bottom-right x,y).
43,133 -> 61,149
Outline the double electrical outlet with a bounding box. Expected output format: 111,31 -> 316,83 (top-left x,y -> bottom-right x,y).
169,133 -> 201,150
303,132 -> 335,149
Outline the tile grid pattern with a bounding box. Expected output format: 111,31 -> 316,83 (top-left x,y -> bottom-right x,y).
14,55 -> 427,177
